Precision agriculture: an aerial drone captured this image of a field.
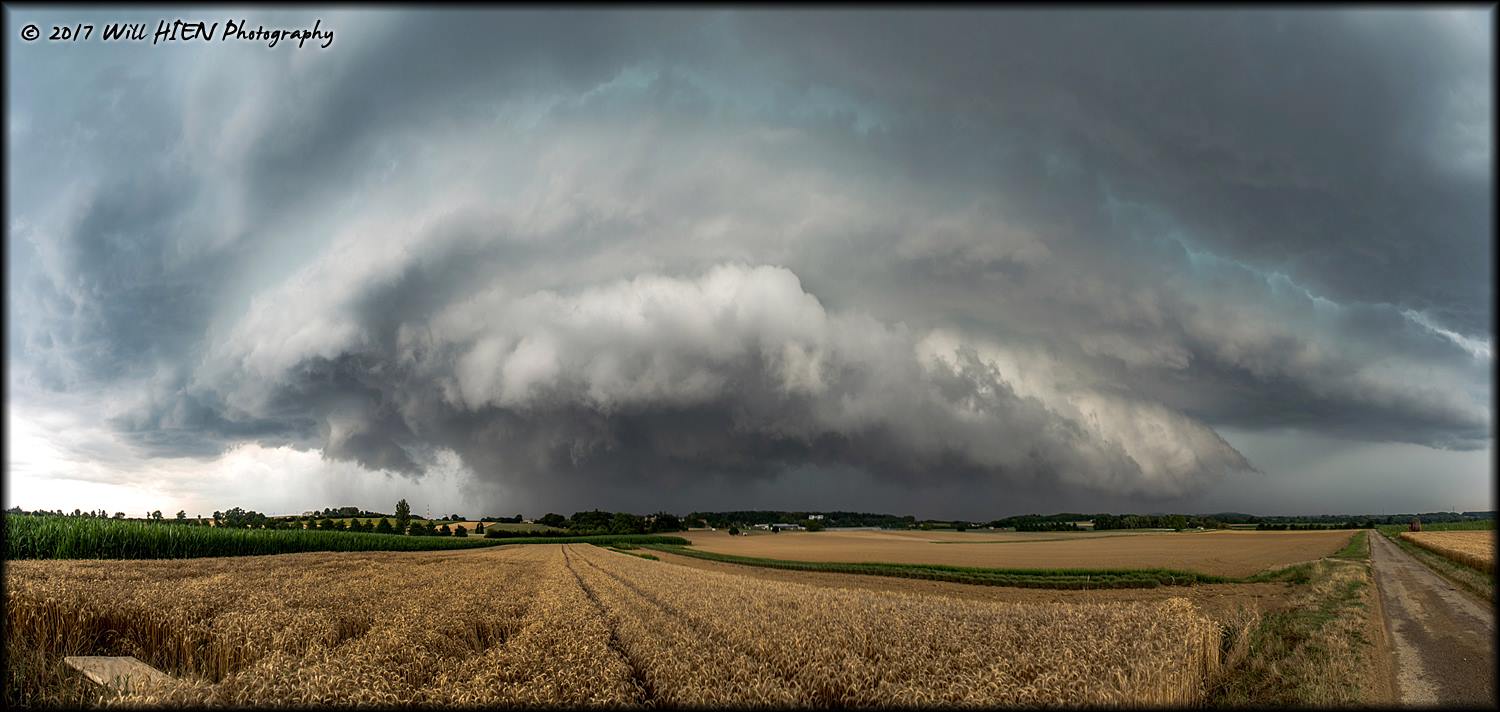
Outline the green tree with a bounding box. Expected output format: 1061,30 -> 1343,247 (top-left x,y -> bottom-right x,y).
728,526 -> 740,536
570,510 -> 613,532
439,524 -> 452,536
454,525 -> 468,537
175,510 -> 186,522
395,499 -> 412,534
539,513 -> 568,528
376,518 -> 394,534
610,512 -> 645,534
649,512 -> 683,532
474,521 -> 485,534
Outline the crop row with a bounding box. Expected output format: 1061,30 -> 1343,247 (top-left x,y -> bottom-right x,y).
569,544 -> 1226,706
3,514 -> 504,559
3,514 -> 690,560
1398,531 -> 1495,573
7,544 -> 1230,707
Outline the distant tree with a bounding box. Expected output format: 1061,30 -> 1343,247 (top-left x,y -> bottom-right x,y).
395,499 -> 412,534
610,512 -> 646,534
539,513 -> 568,528
728,526 -> 740,536
474,521 -> 486,534
802,519 -> 826,532
571,510 -> 613,532
954,521 -> 968,532
454,525 -> 468,537
439,524 -> 452,536
114,512 -> 126,519
649,512 -> 683,533
150,510 -> 163,521
1409,517 -> 1422,532
450,514 -> 463,521
318,518 -> 335,531
376,518 -> 394,534
175,510 -> 186,522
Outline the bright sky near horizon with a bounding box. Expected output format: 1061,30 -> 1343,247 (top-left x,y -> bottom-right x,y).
5,8 -> 1493,519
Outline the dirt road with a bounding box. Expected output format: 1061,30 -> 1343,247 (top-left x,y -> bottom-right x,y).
1369,531 -> 1495,706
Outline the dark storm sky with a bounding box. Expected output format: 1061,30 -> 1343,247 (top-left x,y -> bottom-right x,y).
5,8 -> 1492,518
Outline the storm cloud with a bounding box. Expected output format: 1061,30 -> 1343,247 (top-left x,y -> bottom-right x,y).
6,9 -> 1491,516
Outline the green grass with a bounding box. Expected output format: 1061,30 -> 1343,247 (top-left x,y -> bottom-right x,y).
643,545 -> 1233,589
1331,530 -> 1369,560
595,543 -> 660,560
1376,519 -> 1494,536
1209,559 -> 1379,706
4,514 -> 507,559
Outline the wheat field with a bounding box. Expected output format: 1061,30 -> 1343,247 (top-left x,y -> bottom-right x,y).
1399,531 -> 1495,572
6,544 -> 1229,707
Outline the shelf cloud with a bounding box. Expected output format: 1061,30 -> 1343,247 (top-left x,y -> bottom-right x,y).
7,9 -> 1491,515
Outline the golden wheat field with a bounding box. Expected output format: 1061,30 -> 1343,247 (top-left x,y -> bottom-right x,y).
684,529 -> 1356,577
1399,531 -> 1495,572
6,544 -> 1233,707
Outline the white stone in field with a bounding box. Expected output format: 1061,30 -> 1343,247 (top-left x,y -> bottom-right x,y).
62,656 -> 172,691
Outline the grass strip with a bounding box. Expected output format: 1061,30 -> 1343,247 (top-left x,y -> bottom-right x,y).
643,544 -> 1233,589
1208,560 -> 1382,706
1331,530 -> 1370,560
594,543 -> 661,560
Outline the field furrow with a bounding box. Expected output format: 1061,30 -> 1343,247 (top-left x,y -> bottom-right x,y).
568,547 -> 802,706
567,544 -> 1224,707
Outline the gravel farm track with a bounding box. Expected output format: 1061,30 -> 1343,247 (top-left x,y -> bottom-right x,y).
1368,531 -> 1495,706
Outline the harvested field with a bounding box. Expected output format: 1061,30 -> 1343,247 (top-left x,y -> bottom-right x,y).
683,529 -> 1357,577
1399,531 -> 1495,572
645,547 -> 1298,625
7,544 -> 1229,707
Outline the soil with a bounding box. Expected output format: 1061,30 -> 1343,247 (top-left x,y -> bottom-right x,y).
647,548 -> 1298,624
1368,531 -> 1495,706
681,529 -> 1357,577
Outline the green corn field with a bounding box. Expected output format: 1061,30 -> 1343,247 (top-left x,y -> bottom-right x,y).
3,514 -> 502,559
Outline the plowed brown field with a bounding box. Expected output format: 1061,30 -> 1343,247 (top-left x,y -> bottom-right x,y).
684,529 -> 1356,577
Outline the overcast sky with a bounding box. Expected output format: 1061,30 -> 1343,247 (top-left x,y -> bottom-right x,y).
5,8 -> 1493,519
